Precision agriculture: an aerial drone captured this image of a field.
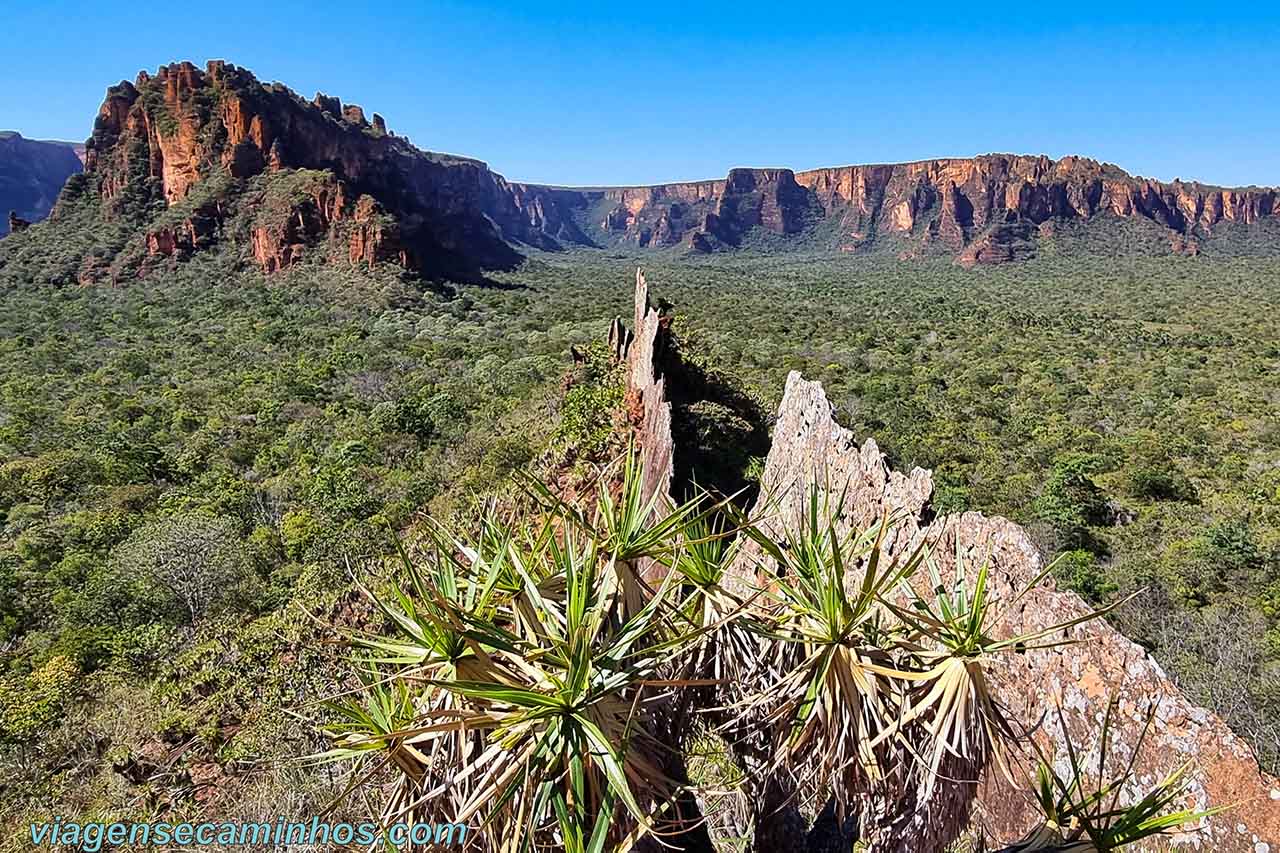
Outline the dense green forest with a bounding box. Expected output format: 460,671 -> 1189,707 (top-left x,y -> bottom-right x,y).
0,214 -> 1277,842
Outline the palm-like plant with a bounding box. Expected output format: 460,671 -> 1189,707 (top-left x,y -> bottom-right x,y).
666,509 -> 759,687
992,702 -> 1225,852
731,489 -> 929,818
315,456 -> 719,851
314,445 -> 1230,853
421,531 -> 699,853
522,443 -> 717,619
882,541 -> 1132,802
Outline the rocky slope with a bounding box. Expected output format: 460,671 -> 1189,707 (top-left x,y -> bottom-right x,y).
620,273 -> 1280,851
0,132 -> 83,236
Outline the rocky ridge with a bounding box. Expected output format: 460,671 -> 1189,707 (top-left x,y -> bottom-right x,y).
619,273 -> 1280,851
733,372 -> 1280,851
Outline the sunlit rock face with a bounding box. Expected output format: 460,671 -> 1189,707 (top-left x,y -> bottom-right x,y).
722,370 -> 1280,851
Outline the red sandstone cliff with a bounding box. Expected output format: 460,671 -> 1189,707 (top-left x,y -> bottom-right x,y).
578,155 -> 1277,260
80,60 -> 560,279
53,59 -> 1280,280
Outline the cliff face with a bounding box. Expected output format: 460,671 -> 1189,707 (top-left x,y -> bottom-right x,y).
574,168 -> 819,249
0,132 -> 83,236
77,60 -> 580,278
559,155 -> 1279,261
797,155 -> 1278,260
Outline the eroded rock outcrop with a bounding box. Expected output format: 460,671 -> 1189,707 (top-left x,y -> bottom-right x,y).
80,60 -> 558,277
617,269 -> 675,584
733,371 -> 1280,851
595,168 -> 818,249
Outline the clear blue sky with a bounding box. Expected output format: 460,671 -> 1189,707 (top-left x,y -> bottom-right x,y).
3,1 -> 1278,187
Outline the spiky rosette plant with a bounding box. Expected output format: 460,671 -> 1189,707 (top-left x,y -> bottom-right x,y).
988,702 -> 1226,853
664,509 -> 761,697
726,488 -> 929,821
314,444 -> 1231,853
314,452 -> 722,852
313,519 -> 517,830
897,549 -> 1127,780
414,530 -> 703,853
515,444 -> 722,624
839,535 -> 1129,852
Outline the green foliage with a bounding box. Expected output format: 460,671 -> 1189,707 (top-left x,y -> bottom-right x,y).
1126,464 -> 1196,502
1054,549 -> 1118,603
111,515 -> 250,622
0,655 -> 78,743
665,319 -> 770,499
1031,454 -> 1110,549
1199,520 -> 1261,572
2,202 -> 1279,838
553,342 -> 624,459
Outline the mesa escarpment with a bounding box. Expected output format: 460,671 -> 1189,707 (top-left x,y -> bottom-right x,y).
581,168 -> 820,250
579,155 -> 1279,261
16,58 -> 1280,279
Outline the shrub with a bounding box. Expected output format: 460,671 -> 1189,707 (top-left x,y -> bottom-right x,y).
110,515 -> 249,622
1054,548 -> 1118,603
0,655 -> 78,744
280,508 -> 325,561
1128,465 -> 1197,502
554,343 -> 624,459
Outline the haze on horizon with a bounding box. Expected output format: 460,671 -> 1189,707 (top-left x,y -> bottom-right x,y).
3,1 -> 1279,189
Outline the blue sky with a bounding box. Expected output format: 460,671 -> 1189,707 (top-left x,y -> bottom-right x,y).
3,1 -> 1278,187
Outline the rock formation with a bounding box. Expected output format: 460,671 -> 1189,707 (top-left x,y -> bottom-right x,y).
618,273 -> 1280,851
0,131 -> 83,236
614,269 -> 675,586
590,168 -> 819,250
43,59 -> 1280,277
78,61 -> 571,278
730,371 -> 1280,851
